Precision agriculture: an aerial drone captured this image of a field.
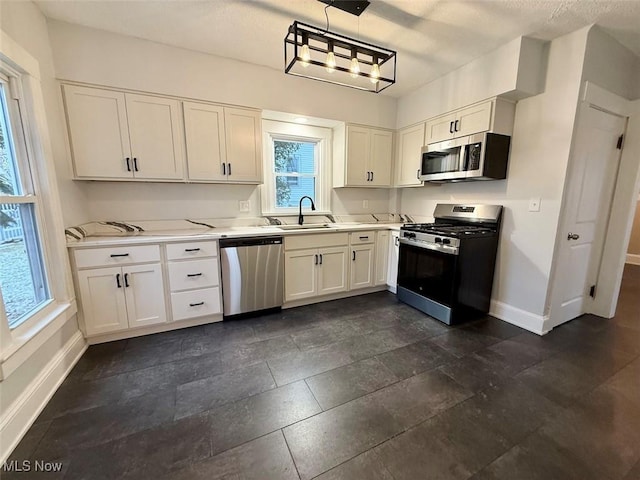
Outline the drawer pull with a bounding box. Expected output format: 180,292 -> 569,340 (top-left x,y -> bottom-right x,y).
184,248 -> 201,252
189,302 -> 205,307
110,253 -> 130,258
187,273 -> 203,277
359,236 -> 369,240
352,250 -> 356,261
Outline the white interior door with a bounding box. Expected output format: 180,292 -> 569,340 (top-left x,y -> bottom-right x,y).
550,105 -> 626,328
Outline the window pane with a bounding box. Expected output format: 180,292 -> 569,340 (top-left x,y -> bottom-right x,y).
275,175 -> 315,208
274,140 -> 316,174
0,84 -> 22,196
0,203 -> 50,327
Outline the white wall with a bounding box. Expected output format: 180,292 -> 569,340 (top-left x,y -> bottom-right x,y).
1,5 -> 89,227
396,36 -> 547,129
0,0 -> 85,462
47,20 -> 397,223
397,27 -> 591,331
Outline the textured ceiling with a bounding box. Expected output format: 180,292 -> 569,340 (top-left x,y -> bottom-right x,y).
35,0 -> 640,97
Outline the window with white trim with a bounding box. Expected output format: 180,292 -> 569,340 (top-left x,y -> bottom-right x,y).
261,120 -> 332,215
0,71 -> 51,329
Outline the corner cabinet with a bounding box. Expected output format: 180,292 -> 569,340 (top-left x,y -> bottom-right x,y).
183,103 -> 262,183
394,122 -> 425,187
334,124 -> 393,187
64,85 -> 184,181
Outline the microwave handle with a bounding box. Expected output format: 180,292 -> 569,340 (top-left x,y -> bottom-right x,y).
461,144 -> 469,171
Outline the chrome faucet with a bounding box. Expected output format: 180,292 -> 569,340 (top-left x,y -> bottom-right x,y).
298,196 -> 316,225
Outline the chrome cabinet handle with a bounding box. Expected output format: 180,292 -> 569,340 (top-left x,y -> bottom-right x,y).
567,233 -> 580,240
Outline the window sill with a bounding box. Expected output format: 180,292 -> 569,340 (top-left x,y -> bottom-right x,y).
1,300 -> 78,380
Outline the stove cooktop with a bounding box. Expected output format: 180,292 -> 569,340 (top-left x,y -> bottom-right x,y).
401,223 -> 497,238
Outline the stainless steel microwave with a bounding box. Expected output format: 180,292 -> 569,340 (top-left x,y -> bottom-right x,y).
419,132 -> 511,183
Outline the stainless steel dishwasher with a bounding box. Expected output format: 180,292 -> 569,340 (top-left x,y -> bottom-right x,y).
219,236 -> 284,316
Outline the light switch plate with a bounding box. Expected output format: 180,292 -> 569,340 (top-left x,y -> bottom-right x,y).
528,197 -> 541,212
238,201 -> 250,213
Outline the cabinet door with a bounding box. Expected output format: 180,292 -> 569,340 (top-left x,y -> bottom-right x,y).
224,107 -> 262,183
123,263 -> 167,328
425,112 -> 456,144
455,101 -> 493,138
350,244 -> 375,290
369,130 -> 393,186
345,125 -> 370,186
374,231 -> 390,286
318,246 -> 348,296
387,232 -> 400,292
284,249 -> 317,302
125,93 -> 185,180
77,267 -> 128,336
395,123 -> 425,187
63,85 -> 132,179
183,101 -> 227,181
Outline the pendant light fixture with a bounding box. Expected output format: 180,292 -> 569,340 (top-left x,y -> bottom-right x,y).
284,1 -> 396,93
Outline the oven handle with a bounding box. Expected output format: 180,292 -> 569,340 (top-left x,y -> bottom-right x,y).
399,238 -> 459,256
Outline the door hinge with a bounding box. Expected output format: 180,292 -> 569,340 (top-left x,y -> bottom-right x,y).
589,284 -> 596,298
616,135 -> 624,150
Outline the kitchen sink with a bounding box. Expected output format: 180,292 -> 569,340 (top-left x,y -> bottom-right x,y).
276,224 -> 332,230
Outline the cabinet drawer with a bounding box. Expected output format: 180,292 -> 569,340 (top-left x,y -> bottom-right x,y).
166,241 -> 218,260
350,231 -> 375,244
171,287 -> 221,321
168,258 -> 219,292
74,245 -> 160,269
285,232 -> 348,251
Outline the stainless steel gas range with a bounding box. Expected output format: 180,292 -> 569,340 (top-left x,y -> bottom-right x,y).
397,204 -> 503,325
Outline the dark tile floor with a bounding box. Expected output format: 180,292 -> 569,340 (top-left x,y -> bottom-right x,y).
6,265 -> 640,479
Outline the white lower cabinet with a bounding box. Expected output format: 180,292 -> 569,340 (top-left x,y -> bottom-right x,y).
375,230 -> 390,286
387,231 -> 400,293
284,233 -> 349,302
350,245 -> 375,290
77,263 -> 166,336
166,241 -> 223,321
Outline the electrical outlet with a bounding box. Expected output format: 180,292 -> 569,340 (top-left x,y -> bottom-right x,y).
362,200 -> 369,209
238,200 -> 250,213
528,197 -> 541,212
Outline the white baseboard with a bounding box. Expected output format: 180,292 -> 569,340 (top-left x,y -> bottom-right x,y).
626,253 -> 640,266
0,330 -> 86,463
489,300 -> 549,336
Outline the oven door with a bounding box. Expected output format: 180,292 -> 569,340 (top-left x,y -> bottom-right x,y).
397,241 -> 457,307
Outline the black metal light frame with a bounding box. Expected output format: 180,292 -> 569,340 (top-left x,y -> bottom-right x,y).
284,20 -> 396,93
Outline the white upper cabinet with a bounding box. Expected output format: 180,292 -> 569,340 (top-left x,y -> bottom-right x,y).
125,93 -> 184,180
64,85 -> 184,181
335,124 -> 393,188
395,122 -> 425,187
183,101 -> 227,181
223,107 -> 262,183
63,85 -> 132,179
425,99 -> 493,144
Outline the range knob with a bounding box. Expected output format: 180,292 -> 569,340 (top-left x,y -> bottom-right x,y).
442,238 -> 451,245
434,237 -> 442,243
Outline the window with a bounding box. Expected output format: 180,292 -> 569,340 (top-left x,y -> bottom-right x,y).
262,120 -> 332,215
0,73 -> 51,329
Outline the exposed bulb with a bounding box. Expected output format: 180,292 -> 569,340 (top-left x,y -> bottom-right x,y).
370,63 -> 380,84
349,57 -> 360,78
325,51 -> 336,73
300,44 -> 311,68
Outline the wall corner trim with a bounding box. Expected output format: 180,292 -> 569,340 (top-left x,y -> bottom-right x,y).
489,300 -> 549,335
0,330 -> 86,463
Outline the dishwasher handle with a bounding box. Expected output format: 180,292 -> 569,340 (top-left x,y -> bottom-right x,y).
219,236 -> 283,248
